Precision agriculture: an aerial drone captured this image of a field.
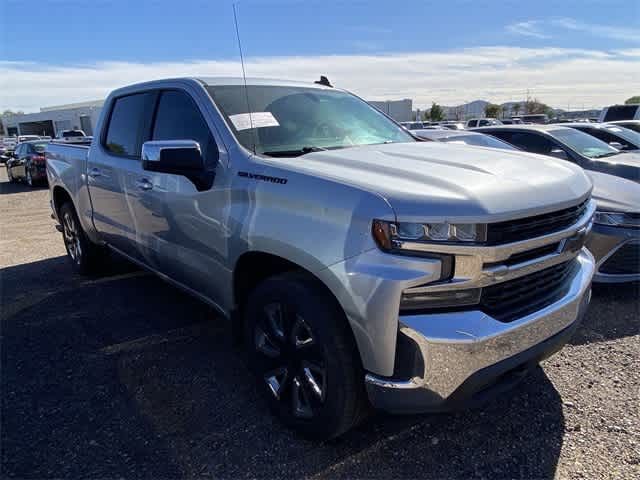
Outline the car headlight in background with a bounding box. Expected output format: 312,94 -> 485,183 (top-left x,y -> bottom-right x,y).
593,211 -> 640,228
372,219 -> 487,252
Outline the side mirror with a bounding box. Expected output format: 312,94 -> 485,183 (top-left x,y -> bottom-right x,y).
609,141 -> 623,150
142,140 -> 204,174
549,148 -> 568,161
141,140 -> 214,191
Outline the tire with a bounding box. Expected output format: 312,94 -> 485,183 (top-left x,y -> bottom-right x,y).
26,166 -> 34,187
244,271 -> 369,440
59,202 -> 107,275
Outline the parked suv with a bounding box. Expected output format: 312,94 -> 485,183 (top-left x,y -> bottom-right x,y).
46,77 -> 595,439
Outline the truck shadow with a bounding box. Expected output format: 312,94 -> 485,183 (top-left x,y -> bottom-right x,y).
2,257 -> 567,479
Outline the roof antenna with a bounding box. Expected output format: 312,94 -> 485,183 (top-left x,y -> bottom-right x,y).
315,75 -> 333,87
233,3 -> 256,153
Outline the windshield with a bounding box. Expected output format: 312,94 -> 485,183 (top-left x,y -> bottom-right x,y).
549,128 -> 620,158
207,85 -> 415,156
442,134 -> 517,150
603,125 -> 640,146
611,122 -> 640,134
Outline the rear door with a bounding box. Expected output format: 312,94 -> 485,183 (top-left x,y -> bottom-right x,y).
87,91 -> 157,259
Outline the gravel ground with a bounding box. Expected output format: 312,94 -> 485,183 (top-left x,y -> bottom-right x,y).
1,167 -> 638,479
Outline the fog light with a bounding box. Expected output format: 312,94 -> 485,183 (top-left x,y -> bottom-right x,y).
400,288 -> 481,312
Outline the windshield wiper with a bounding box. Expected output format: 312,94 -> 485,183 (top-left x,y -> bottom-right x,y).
262,146 -> 329,157
592,151 -> 620,159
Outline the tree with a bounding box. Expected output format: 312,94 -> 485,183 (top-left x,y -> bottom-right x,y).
525,97 -> 550,115
624,96 -> 640,105
429,102 -> 445,121
484,103 -> 501,118
0,110 -> 23,136
512,103 -> 521,116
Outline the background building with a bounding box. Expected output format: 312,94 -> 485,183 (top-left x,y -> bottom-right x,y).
367,99 -> 413,122
3,100 -> 104,137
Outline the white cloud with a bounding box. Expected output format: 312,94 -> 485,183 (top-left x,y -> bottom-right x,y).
506,21 -> 550,39
1,46 -> 638,112
551,18 -> 640,43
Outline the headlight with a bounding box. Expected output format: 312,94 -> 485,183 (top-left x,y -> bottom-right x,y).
594,211 -> 640,228
372,219 -> 487,252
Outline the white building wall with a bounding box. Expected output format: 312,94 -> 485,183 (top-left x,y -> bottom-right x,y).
368,99 -> 413,122
5,102 -> 104,136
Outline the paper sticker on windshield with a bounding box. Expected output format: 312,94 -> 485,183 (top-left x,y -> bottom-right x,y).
229,112 -> 280,131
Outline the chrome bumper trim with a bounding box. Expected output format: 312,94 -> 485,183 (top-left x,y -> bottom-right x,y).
365,249 -> 595,412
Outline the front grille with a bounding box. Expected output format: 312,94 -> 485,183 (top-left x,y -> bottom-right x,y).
600,243 -> 640,275
486,199 -> 589,245
480,260 -> 577,322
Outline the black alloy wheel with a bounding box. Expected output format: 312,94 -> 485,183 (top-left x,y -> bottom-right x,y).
245,272 -> 369,439
61,207 -> 83,266
58,202 -> 107,274
255,301 -> 327,419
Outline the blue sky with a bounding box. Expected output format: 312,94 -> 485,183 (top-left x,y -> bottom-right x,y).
1,0 -> 639,111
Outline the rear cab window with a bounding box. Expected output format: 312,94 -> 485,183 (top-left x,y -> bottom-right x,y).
103,92 -> 156,157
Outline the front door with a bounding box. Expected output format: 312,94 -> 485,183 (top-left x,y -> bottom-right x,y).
132,89 -> 228,306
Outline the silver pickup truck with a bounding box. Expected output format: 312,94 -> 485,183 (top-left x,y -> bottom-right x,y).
46,77 -> 595,439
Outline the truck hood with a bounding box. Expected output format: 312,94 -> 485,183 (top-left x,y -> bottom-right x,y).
587,171 -> 640,213
286,142 -> 592,222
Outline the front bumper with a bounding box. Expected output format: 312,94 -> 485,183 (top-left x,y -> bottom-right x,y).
365,249 -> 594,413
587,223 -> 640,283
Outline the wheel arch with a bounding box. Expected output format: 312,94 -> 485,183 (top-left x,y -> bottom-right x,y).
52,185 -> 73,217
232,250 -> 366,366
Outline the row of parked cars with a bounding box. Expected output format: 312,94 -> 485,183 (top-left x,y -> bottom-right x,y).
410,120 -> 640,283
1,130 -> 90,186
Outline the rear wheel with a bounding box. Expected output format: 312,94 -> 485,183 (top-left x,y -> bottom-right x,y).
59,202 -> 107,275
26,166 -> 34,187
244,272 -> 369,440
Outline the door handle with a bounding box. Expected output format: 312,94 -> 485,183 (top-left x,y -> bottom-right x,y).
88,167 -> 102,178
136,178 -> 153,191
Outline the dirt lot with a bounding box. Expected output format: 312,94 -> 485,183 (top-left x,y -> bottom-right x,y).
1,167 -> 638,479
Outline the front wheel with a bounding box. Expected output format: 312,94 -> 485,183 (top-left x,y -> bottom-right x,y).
244,272 -> 369,440
59,202 -> 107,274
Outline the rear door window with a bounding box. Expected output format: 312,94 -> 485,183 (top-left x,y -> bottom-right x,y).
152,90 -> 218,167
104,92 -> 156,157
507,132 -> 556,155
